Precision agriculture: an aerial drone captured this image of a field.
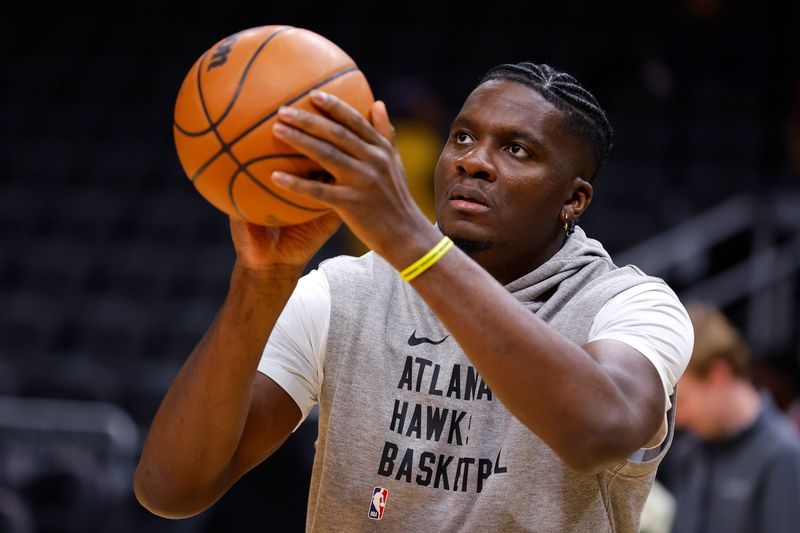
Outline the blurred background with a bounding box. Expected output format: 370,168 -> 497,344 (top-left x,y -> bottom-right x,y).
1,0 -> 799,531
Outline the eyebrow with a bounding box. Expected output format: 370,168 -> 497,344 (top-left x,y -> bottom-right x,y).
451,115 -> 548,154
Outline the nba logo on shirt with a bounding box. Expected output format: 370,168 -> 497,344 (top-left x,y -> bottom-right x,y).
368,486 -> 388,520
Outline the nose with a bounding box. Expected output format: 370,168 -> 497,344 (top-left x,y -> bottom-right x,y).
455,144 -> 496,181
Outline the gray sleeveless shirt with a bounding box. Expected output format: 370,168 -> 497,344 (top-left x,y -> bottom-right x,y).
308,227 -> 675,532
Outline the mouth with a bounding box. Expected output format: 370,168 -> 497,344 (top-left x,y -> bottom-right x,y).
448,185 -> 491,213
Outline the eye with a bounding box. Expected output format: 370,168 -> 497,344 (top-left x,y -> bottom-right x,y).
454,131 -> 474,144
506,143 -> 529,157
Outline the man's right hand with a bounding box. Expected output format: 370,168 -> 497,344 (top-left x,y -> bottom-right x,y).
230,212 -> 342,271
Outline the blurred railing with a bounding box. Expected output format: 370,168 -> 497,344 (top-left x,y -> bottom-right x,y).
0,396 -> 140,531
614,187 -> 800,356
0,396 -> 139,488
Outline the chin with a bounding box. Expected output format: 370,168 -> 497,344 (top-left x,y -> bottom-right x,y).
438,218 -> 492,255
452,238 -> 492,255
439,214 -> 489,240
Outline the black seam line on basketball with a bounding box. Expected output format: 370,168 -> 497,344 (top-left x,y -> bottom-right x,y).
175,27 -> 293,137
212,26 -> 293,131
190,148 -> 222,183
196,50 -> 229,165
198,96 -> 326,212
188,135 -> 306,183
174,120 -> 212,137
240,153 -> 307,164
239,162 -> 329,212
191,64 -> 360,184
228,170 -> 248,220
189,51 -> 224,182
184,50 -> 215,139
226,65 -> 360,148
194,51 -> 251,193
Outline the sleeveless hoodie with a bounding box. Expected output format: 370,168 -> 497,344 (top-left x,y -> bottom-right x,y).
308,227 -> 676,532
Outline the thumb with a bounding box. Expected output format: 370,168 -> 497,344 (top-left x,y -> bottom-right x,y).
370,100 -> 395,143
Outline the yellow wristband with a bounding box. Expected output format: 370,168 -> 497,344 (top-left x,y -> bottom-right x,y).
399,236 -> 454,282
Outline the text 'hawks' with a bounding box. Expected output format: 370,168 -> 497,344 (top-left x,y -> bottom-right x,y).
397,356 -> 493,401
390,399 -> 469,445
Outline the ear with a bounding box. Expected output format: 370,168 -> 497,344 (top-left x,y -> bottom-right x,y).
562,176 -> 593,221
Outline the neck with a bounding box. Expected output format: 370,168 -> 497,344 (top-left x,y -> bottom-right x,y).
470,233 -> 568,285
718,382 -> 761,436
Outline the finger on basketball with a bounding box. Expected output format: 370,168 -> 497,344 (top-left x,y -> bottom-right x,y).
272,170 -> 342,205
272,122 -> 367,182
277,105 -> 367,159
310,90 -> 384,146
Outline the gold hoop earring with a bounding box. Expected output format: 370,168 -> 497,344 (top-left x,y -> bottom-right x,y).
562,213 -> 569,233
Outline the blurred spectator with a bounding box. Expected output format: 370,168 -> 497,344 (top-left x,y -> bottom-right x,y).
660,302 -> 800,533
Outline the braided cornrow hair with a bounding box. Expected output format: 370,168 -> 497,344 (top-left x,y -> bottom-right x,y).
480,62 -> 614,180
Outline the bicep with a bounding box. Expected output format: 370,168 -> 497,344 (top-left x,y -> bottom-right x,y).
583,339 -> 666,449
255,267 -> 329,422
226,268 -> 328,480
228,372 -> 302,482
585,283 -> 693,447
588,283 -> 694,410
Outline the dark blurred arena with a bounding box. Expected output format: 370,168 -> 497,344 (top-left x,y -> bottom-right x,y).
1,0 -> 799,531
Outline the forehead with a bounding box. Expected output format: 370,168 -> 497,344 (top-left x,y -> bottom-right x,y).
455,79 -> 565,137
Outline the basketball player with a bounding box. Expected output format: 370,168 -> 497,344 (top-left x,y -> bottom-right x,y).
134,63 -> 693,532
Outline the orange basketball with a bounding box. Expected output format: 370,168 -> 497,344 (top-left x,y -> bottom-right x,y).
173,26 -> 375,226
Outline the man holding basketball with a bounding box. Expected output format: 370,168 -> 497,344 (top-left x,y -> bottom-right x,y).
135,63 -> 693,532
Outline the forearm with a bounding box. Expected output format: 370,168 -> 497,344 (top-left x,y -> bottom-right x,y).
404,245 -> 645,470
135,263 -> 302,513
